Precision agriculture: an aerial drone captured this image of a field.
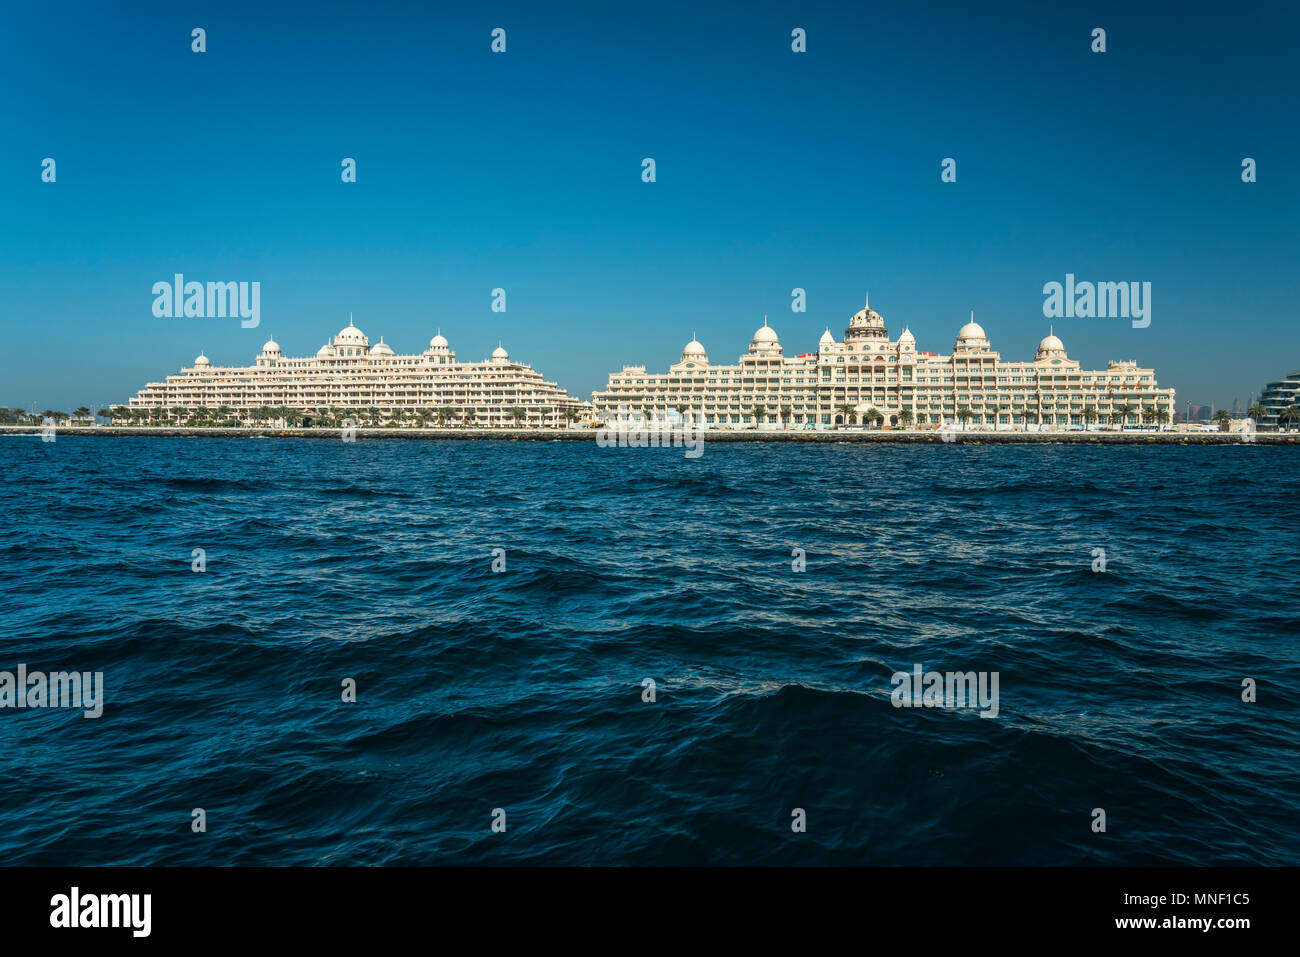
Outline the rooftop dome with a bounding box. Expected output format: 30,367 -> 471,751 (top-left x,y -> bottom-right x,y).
1035,331 -> 1067,361
335,314 -> 367,346
957,320 -> 986,340
316,343 -> 335,358
261,338 -> 280,353
430,333 -> 449,349
370,338 -> 394,356
194,352 -> 210,367
491,344 -> 510,362
752,321 -> 779,343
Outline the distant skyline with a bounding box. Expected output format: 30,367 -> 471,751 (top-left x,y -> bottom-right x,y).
3,0 -> 1297,410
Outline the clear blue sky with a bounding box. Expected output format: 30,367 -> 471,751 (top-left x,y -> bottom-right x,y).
3,0 -> 1297,412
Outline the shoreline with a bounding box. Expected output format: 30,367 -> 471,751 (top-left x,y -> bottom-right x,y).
2,425 -> 1292,445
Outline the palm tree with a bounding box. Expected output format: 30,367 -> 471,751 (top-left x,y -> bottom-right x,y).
956,406 -> 974,431
779,405 -> 793,430
750,404 -> 767,429
863,407 -> 880,429
834,403 -> 854,428
1082,405 -> 1098,431
1212,409 -> 1233,432
1278,405 -> 1300,431
563,408 -> 581,427
1247,402 -> 1266,424
898,408 -> 913,429
508,406 -> 526,427
1115,403 -> 1136,427
538,406 -> 553,429
73,406 -> 90,420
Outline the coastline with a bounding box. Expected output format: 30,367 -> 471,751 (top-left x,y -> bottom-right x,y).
2,425 -> 1292,444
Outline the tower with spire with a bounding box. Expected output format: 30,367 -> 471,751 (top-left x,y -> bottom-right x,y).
843,289 -> 889,343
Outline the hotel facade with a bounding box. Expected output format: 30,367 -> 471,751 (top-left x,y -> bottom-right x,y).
1257,370 -> 1300,430
593,296 -> 1176,429
125,318 -> 592,427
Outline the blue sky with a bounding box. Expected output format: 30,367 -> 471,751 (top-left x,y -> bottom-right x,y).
3,0 -> 1297,411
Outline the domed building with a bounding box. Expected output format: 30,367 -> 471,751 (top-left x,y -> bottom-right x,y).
843,292 -> 890,346
423,332 -> 454,365
748,319 -> 782,355
669,336 -> 709,373
1034,331 -> 1067,362
128,319 -> 591,428
593,292 -> 1174,430
954,314 -> 991,354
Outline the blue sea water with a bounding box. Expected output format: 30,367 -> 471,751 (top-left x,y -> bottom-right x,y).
0,436 -> 1296,866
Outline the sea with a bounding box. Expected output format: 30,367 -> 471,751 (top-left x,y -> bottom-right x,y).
1,436 -> 1296,865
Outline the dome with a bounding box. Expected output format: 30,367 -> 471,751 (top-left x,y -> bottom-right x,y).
194,353 -> 210,367
749,319 -> 781,354
491,345 -> 510,361
261,338 -> 280,353
429,333 -> 449,349
334,315 -> 367,346
1038,333 -> 1065,353
819,329 -> 835,346
370,338 -> 394,356
317,343 -> 335,358
957,321 -> 985,340
683,338 -> 706,356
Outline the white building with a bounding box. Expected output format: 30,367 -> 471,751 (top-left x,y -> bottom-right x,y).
593,295 -> 1176,429
126,317 -> 592,427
